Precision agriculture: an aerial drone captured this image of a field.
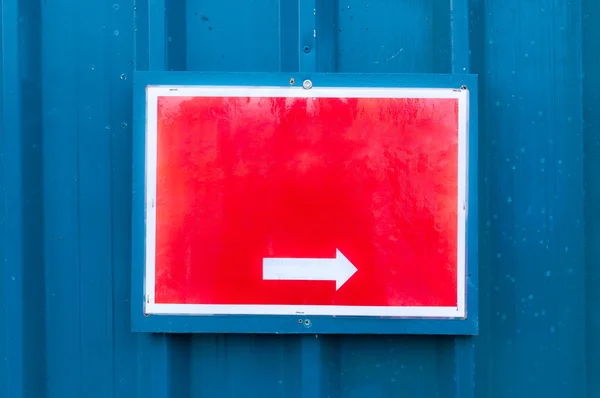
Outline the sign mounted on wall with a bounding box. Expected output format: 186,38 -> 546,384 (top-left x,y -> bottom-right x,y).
132,73 -> 478,335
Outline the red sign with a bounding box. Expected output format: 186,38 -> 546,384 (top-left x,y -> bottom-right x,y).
144,86 -> 468,318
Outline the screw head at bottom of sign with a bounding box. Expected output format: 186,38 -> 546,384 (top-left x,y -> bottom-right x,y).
303,80 -> 313,90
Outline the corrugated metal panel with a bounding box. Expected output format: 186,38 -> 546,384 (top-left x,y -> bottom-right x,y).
0,0 -> 597,397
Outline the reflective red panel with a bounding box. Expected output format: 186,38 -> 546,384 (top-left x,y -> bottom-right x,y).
154,95 -> 459,307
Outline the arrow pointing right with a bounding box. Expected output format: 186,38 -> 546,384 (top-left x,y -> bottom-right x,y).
262,249 -> 358,290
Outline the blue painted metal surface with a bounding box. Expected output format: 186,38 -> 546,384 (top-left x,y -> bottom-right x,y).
0,0 -> 597,397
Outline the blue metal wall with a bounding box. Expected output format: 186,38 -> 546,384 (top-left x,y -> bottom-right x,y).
0,0 -> 597,397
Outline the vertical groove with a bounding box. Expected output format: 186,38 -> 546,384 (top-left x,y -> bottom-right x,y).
1,0 -> 46,396
133,0 -> 150,71
300,335 -> 321,398
17,0 -> 46,389
469,1 -> 493,396
0,1 -> 25,397
279,0 -> 299,72
140,2 -> 171,398
111,0 -> 137,397
582,0 -> 600,396
453,337 -> 475,398
148,0 -> 167,70
297,2 -> 321,397
0,1 -> 5,392
450,0 -> 470,73
298,0 -> 317,73
451,0 -> 476,397
167,0 -> 187,70
315,0 -> 338,72
42,0 -> 82,395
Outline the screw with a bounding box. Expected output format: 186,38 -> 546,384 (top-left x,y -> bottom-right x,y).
303,80 -> 313,90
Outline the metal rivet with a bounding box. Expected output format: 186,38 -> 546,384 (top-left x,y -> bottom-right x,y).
303,80 -> 313,90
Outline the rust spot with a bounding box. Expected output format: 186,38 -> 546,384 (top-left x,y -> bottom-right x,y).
290,78 -> 295,85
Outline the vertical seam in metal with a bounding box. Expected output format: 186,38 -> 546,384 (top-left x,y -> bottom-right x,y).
450,0 -> 470,74
450,0 -> 475,397
298,0 -> 317,73
148,0 -> 167,71
144,2 -> 170,397
0,0 -> 24,397
298,2 -> 322,397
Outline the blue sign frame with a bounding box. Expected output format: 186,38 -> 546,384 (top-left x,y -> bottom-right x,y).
131,71 -> 479,335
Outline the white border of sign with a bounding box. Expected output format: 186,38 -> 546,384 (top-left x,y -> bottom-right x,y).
143,85 -> 469,319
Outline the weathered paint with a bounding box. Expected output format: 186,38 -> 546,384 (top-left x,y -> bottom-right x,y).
0,0 -> 597,398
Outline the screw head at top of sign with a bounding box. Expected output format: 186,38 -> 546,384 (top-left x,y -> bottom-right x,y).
303,80 -> 313,90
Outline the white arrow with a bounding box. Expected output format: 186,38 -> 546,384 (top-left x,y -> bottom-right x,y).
262,249 -> 358,290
